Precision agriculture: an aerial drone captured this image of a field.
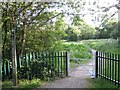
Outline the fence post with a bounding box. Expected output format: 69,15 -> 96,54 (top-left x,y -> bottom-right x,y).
0,60 -> 2,89
118,54 -> 120,88
66,52 -> 70,76
95,51 -> 98,78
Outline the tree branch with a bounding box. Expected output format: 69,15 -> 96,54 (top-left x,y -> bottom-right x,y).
102,4 -> 118,12
31,7 -> 46,21
17,2 -> 33,15
27,3 -> 43,17
39,13 -> 62,27
99,11 -> 117,27
28,7 -> 47,25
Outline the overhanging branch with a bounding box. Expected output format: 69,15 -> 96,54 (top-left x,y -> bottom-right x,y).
39,13 -> 62,27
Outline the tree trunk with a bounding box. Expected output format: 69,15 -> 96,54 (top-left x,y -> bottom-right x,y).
12,14 -> 17,86
20,3 -> 27,57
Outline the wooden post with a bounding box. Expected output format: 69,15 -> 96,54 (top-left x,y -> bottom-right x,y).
0,46 -> 1,86
66,52 -> 70,76
0,3 -> 2,90
95,51 -> 98,78
0,28 -> 2,90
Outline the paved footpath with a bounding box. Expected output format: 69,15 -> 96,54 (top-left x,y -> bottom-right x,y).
34,49 -> 96,89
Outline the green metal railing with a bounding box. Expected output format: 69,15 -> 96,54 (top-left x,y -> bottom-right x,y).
95,51 -> 120,88
2,52 -> 68,81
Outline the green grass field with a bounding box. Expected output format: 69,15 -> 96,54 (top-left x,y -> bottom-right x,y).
61,41 -> 93,69
82,39 -> 119,54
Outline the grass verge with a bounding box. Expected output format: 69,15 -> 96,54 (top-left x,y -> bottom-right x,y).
2,79 -> 46,90
87,78 -> 118,88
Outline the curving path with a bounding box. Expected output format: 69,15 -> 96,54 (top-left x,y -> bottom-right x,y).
34,49 -> 96,89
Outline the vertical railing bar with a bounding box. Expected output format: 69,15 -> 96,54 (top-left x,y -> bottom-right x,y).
112,53 -> 114,83
50,52 -> 52,78
28,52 -> 31,80
42,52 -> 45,79
115,54 -> 117,86
95,51 -> 98,78
54,52 -> 57,76
6,60 -> 8,79
118,54 -> 120,88
30,52 -> 32,79
32,52 -> 34,79
35,52 -> 38,79
98,51 -> 100,77
47,52 -> 49,79
63,52 -> 65,75
45,52 -> 48,79
37,52 -> 39,78
58,52 -> 60,77
61,52 -> 62,77
105,53 -> 107,80
110,53 -> 112,83
107,52 -> 110,81
26,53 -> 29,68
99,51 -> 101,77
100,52 -> 102,78
34,52 -> 36,78
48,52 -> 51,79
102,52 -> 104,78
103,52 -> 105,79
52,52 -> 55,79
8,60 -> 10,80
107,52 -> 109,81
24,52 -> 26,79
4,61 -> 6,80
66,52 -> 68,76
22,53 -> 24,66
26,52 -> 29,79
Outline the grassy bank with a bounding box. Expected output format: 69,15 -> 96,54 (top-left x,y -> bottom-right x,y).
62,41 -> 93,69
82,39 -> 119,54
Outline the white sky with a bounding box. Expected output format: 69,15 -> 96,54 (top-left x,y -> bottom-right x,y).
82,0 -> 118,27
49,0 -> 118,28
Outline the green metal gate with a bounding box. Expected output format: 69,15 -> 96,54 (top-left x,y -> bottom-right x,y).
2,52 -> 69,81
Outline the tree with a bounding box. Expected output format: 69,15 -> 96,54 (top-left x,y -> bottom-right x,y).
2,2 -> 64,86
65,15 -> 96,41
